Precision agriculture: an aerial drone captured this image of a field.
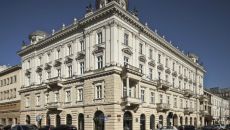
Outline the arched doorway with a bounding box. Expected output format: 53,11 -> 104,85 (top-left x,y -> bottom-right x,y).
46,114 -> 50,126
150,115 -> 155,130
26,115 -> 30,124
185,117 -> 188,125
56,115 -> 61,126
159,115 -> 163,127
180,117 -> 183,126
194,118 -> 197,127
123,111 -> 132,130
94,111 -> 105,130
66,114 -> 72,125
190,117 -> 193,125
140,114 -> 146,130
78,113 -> 84,130
173,114 -> 178,127
167,112 -> 173,126
200,117 -> 203,126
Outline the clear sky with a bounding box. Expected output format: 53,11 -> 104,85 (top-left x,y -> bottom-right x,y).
0,0 -> 229,88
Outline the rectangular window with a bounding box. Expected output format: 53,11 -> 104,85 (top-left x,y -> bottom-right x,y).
47,53 -> 51,62
14,75 -> 17,83
179,81 -> 181,89
55,93 -> 59,102
26,96 -> 30,107
57,69 -> 61,77
149,68 -> 153,80
124,33 -> 129,45
36,95 -> 40,106
159,94 -> 163,103
139,43 -> 143,54
141,89 -> 145,102
124,56 -> 129,66
80,62 -> 85,74
68,65 -> 73,77
47,71 -> 51,79
180,99 -> 183,108
45,94 -> 49,104
80,41 -> 85,51
179,66 -> 181,74
39,73 -> 42,84
149,49 -> 153,59
172,78 -> 175,87
167,96 -> 170,104
66,91 -> 71,102
97,56 -> 103,69
150,92 -> 155,104
174,97 -> 177,108
158,54 -> 161,64
97,32 -> 103,44
57,49 -> 60,59
96,85 -> 102,99
68,45 -> 72,55
165,75 -> 168,82
173,62 -> 175,71
78,89 -> 83,101
139,64 -> 143,73
166,58 -> 168,67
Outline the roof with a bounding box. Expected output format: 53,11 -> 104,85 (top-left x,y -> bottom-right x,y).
0,65 -> 21,77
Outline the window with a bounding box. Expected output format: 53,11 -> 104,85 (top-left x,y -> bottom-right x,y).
80,41 -> 85,51
158,72 -> 161,80
124,33 -> 129,45
158,54 -> 161,63
66,91 -> 71,102
54,93 -> 59,102
159,94 -> 163,103
173,62 -> 175,71
36,95 -> 40,106
47,53 -> 51,62
179,81 -> 181,89
97,32 -> 103,44
57,68 -> 61,77
166,58 -> 168,67
167,96 -> 170,104
165,75 -> 168,82
96,85 -> 102,99
124,56 -> 129,66
78,89 -> 83,101
45,94 -> 49,104
27,75 -> 31,86
57,49 -> 61,59
149,68 -> 153,80
186,100 -> 188,108
172,78 -> 175,87
68,65 -> 73,77
180,99 -> 183,108
97,56 -> 103,69
149,49 -> 153,59
141,89 -> 145,102
150,92 -> 155,104
38,73 -> 42,84
47,71 -> 51,79
25,96 -> 30,107
174,97 -> 177,108
139,43 -> 143,54
179,66 -> 181,74
14,75 -> 17,83
139,64 -> 143,73
68,45 -> 72,55
80,62 -> 85,75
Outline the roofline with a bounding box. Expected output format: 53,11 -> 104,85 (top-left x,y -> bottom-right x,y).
0,64 -> 21,76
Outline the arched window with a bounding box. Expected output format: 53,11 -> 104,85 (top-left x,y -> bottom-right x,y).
140,114 -> 146,130
159,115 -> 163,127
194,118 -> 197,127
46,114 -> 50,126
180,117 -> 183,126
56,115 -> 61,126
190,117 -> 193,125
94,111 -> 104,130
66,114 -> 72,125
185,117 -> 188,125
150,115 -> 155,130
173,114 -> 178,127
78,113 -> 84,130
123,111 -> 132,130
26,115 -> 30,124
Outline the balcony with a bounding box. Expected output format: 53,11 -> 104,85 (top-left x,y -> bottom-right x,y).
184,107 -> 194,115
178,74 -> 183,79
172,71 -> 178,77
93,43 -> 105,54
156,103 -> 171,112
157,63 -> 164,71
36,65 -> 43,73
200,110 -> 209,116
76,51 -> 86,60
53,59 -> 62,67
123,64 -> 143,77
122,97 -> 142,107
156,79 -> 172,91
44,63 -> 52,70
184,76 -> 188,82
139,54 -> 146,63
199,95 -> 208,103
46,102 -> 62,110
165,68 -> 171,74
64,55 -> 73,64
183,89 -> 194,98
148,59 -> 156,67
47,77 -> 64,88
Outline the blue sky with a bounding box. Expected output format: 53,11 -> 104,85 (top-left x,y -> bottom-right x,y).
0,0 -> 229,88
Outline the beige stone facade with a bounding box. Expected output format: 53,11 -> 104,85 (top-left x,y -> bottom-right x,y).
18,0 -> 207,130
0,65 -> 21,125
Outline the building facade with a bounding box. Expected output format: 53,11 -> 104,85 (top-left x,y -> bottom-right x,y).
0,65 -> 22,125
18,0 -> 207,130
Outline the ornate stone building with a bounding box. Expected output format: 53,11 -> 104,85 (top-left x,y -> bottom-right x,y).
18,0 -> 207,130
0,65 -> 21,125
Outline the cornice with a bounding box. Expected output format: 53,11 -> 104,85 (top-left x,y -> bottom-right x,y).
18,2 -> 205,73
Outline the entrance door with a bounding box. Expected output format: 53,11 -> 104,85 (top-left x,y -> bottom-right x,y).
124,111 -> 132,130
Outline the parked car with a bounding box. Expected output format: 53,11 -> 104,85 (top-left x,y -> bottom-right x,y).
52,125 -> 77,130
11,125 -> 38,130
0,124 -> 4,130
213,124 -> 226,130
202,125 -> 213,130
3,125 -> 11,130
178,125 -> 195,130
38,125 -> 54,130
226,124 -> 230,130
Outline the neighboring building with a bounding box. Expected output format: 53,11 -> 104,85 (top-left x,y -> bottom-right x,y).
18,0 -> 206,130
0,65 -> 22,125
0,65 -> 9,72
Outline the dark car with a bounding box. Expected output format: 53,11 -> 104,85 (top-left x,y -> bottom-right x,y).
0,125 -> 4,130
38,125 -> 54,130
226,124 -> 230,130
3,125 -> 11,130
53,125 -> 77,130
11,125 -> 38,130
178,125 -> 195,130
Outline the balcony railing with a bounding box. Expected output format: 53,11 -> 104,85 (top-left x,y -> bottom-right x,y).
200,110 -> 209,116
165,68 -> 171,74
172,71 -> 178,77
156,103 -> 171,112
184,107 -> 194,115
183,89 -> 194,97
122,97 -> 142,106
157,64 -> 164,71
47,77 -> 64,88
46,102 -> 62,110
156,79 -> 172,90
199,95 -> 209,103
123,64 -> 142,76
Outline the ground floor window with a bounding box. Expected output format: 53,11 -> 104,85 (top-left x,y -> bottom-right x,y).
190,117 -> 193,125
78,113 -> 84,130
26,115 -> 30,124
150,115 -> 155,130
56,115 -> 61,126
140,114 -> 146,130
46,115 -> 50,126
173,114 -> 178,127
180,117 -> 183,126
94,111 -> 104,130
185,117 -> 188,125
124,111 -> 132,130
159,115 -> 163,128
66,114 -> 72,125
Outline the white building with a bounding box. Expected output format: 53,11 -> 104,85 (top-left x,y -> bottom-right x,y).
18,0 -> 206,130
